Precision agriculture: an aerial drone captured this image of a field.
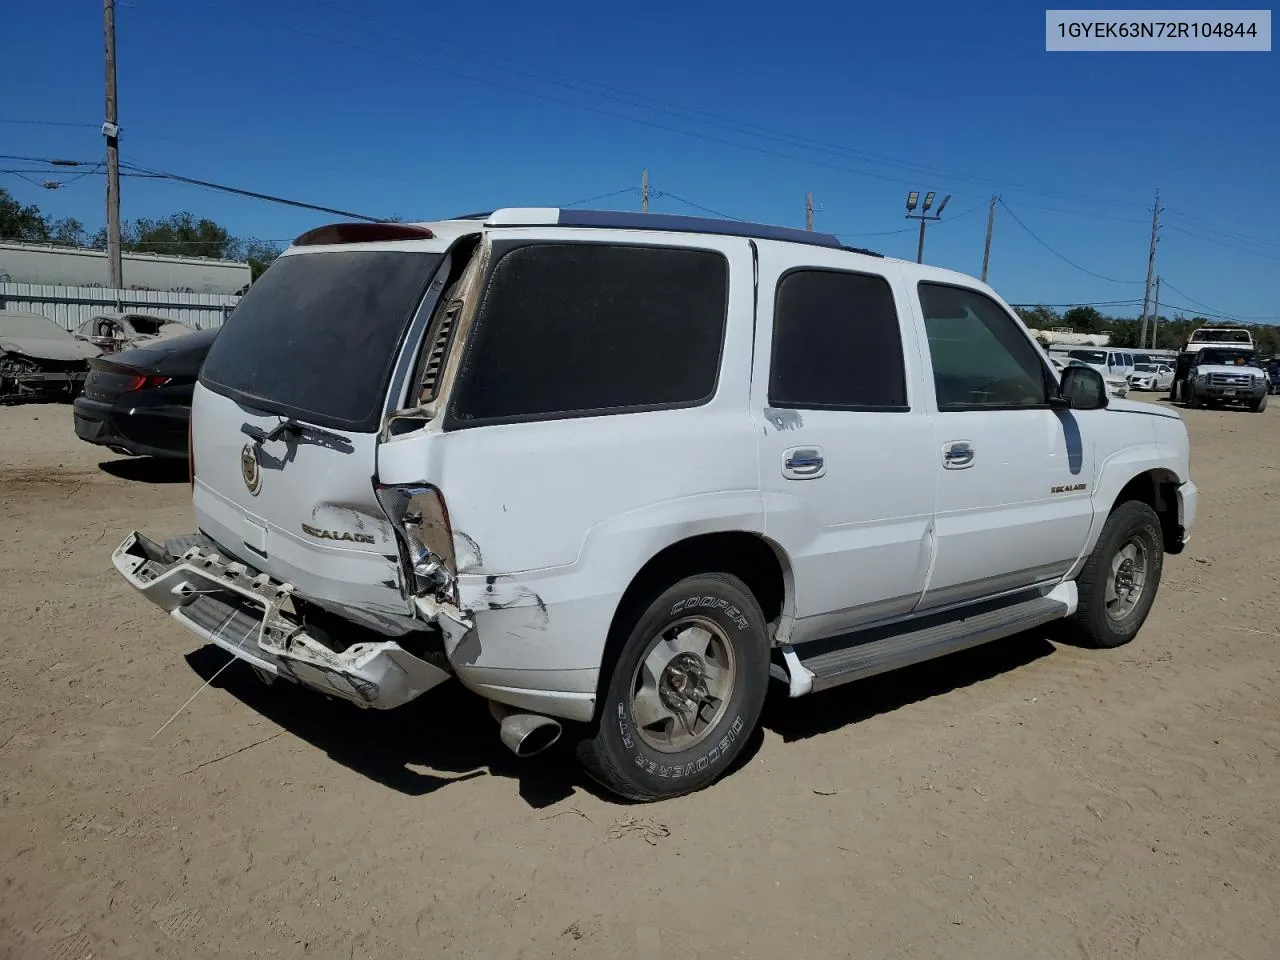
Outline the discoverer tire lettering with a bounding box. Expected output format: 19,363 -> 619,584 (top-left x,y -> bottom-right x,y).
578,573 -> 769,801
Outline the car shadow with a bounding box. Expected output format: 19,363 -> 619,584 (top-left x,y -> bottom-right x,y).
99,457 -> 189,484
185,628 -> 1045,804
183,645 -> 766,808
762,629 -> 1057,742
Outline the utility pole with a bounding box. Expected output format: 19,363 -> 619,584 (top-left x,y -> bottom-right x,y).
641,169 -> 649,213
103,0 -> 122,289
980,195 -> 997,282
1151,275 -> 1161,349
905,190 -> 950,264
1138,188 -> 1162,350
805,192 -> 814,231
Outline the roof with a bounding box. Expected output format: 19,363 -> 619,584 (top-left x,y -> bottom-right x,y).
435,207 -> 884,257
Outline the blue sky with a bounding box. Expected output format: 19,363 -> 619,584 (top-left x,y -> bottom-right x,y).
2,0 -> 1277,320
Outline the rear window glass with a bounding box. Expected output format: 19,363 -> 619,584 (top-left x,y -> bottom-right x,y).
200,250 -> 441,432
449,243 -> 728,425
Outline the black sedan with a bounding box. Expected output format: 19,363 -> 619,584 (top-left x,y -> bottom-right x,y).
73,327 -> 216,460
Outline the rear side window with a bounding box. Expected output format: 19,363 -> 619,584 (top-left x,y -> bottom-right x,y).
919,282 -> 1048,410
769,268 -> 907,410
200,250 -> 442,432
449,243 -> 728,425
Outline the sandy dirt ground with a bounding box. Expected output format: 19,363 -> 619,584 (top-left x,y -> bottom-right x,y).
1,398 -> 1277,960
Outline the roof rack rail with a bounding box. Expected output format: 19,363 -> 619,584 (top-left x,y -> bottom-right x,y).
555,208 -> 859,251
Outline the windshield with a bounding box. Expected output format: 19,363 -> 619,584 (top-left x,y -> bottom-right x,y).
1068,349 -> 1107,364
199,249 -> 443,433
1197,348 -> 1257,366
1191,329 -> 1251,344
1134,363 -> 1158,373
0,312 -> 69,339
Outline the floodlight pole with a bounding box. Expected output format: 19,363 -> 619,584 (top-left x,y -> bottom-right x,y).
905,191 -> 950,264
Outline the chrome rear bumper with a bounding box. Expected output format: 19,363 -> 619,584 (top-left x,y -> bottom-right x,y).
111,532 -> 450,709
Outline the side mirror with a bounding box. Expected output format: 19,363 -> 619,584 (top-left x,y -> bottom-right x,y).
1059,365 -> 1109,410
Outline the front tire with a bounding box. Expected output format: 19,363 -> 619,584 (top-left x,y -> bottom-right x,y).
1249,393 -> 1267,413
577,573 -> 769,801
1068,500 -> 1164,649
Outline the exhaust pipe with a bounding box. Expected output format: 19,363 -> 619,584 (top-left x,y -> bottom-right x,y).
489,701 -> 562,757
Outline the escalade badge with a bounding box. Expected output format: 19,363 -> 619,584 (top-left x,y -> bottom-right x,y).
240,443 -> 262,496
301,522 -> 376,545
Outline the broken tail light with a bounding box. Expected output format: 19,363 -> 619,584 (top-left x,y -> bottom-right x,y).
126,374 -> 172,392
374,484 -> 458,599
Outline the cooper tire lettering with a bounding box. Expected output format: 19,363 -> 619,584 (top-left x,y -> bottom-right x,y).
585,573 -> 768,800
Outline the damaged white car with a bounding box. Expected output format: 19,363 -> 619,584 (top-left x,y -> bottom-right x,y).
0,310 -> 101,402
113,210 -> 1196,801
74,312 -> 196,354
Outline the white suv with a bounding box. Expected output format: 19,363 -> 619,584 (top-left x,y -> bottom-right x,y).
112,209 -> 1197,801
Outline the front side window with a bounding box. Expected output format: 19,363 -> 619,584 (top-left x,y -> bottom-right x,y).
450,243 -> 728,425
918,282 -> 1048,410
768,268 -> 907,411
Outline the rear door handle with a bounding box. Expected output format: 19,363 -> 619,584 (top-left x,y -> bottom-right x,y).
783,446 -> 825,480
943,441 -> 974,469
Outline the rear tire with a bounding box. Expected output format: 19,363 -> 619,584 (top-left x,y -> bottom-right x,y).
1067,500 -> 1164,649
577,573 -> 769,801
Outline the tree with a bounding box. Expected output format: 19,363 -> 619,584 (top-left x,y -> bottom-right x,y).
0,187 -> 51,241
49,217 -> 87,248
243,239 -> 283,280
94,211 -> 237,260
1014,305 -> 1059,329
1060,306 -> 1104,334
1106,319 -> 1142,348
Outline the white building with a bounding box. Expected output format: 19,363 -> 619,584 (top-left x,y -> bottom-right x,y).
0,241 -> 251,296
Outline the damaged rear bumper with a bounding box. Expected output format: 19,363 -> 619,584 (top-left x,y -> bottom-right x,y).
111,532 -> 450,709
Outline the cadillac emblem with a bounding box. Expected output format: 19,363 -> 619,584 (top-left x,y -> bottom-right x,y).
240,443 -> 262,495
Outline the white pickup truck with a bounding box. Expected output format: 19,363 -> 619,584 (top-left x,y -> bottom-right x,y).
111,210 -> 1197,801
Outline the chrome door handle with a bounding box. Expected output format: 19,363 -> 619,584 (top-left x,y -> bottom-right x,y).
943,441 -> 974,469
783,446 -> 825,480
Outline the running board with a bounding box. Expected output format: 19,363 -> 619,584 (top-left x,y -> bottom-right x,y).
786,585 -> 1075,695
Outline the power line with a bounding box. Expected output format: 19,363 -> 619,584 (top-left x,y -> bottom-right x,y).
0,154 -> 99,165
0,166 -> 168,181
193,0 -> 1151,210
655,191 -> 748,221
2,152 -> 384,220
269,0 -> 1150,210
1164,209 -> 1280,253
998,200 -> 1144,285
1008,199 -> 1150,225
1009,300 -> 1145,308
559,187 -> 638,208
1158,301 -> 1280,323
0,118 -> 100,128
1158,279 -> 1279,323
832,200 -> 986,238
1162,222 -> 1280,263
835,226 -> 917,237
118,158 -> 384,221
